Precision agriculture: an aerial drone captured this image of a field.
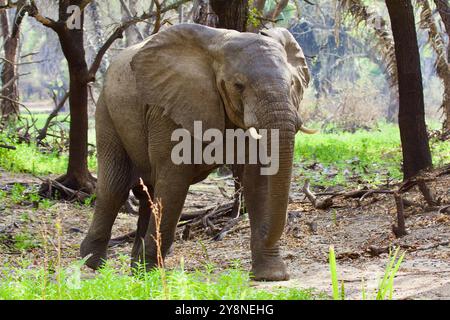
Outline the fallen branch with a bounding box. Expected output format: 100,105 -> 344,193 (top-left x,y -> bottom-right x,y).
37,177 -> 91,202
368,240 -> 450,257
212,215 -> 243,241
302,179 -> 333,209
359,189 -> 394,203
438,205 -> 450,214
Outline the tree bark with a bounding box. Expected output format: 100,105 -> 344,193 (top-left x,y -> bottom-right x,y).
210,0 -> 249,31
386,0 -> 432,179
193,0 -> 218,26
54,0 -> 95,192
0,2 -> 22,121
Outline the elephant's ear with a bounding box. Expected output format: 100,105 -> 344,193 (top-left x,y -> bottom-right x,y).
131,24 -> 226,135
260,28 -> 310,104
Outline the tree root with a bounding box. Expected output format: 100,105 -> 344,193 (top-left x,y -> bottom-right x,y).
37,177 -> 94,202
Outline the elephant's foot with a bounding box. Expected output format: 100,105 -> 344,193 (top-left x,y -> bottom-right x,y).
251,255 -> 289,281
130,245 -> 159,273
131,241 -> 174,273
80,236 -> 108,270
130,255 -> 159,274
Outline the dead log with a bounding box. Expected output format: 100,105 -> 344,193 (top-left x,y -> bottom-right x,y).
212,215 -> 243,241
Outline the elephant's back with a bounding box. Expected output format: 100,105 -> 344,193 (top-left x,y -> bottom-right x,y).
100,39 -> 155,176
103,40 -> 152,112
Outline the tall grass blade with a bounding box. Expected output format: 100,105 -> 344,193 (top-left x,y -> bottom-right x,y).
329,245 -> 340,300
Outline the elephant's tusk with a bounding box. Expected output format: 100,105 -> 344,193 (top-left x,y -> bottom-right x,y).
248,127 -> 262,140
298,126 -> 318,134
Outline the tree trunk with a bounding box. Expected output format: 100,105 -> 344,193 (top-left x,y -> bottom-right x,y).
193,0 -> 218,26
0,4 -> 22,121
54,0 -> 95,193
210,0 -> 249,31
386,0 -> 432,179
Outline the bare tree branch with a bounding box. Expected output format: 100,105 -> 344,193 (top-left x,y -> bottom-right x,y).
119,0 -> 144,41
1,72 -> 29,91
152,0 -> 162,35
37,91 -> 70,142
24,0 -> 60,31
267,0 -> 289,20
87,0 -> 190,82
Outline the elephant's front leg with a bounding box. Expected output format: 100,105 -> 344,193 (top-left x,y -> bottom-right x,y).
242,164 -> 289,281
131,171 -> 190,271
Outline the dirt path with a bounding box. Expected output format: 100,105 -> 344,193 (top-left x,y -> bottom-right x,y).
1,169 -> 449,299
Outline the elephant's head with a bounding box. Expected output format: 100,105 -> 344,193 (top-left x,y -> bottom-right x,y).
131,24 -> 311,280
131,23 -> 311,135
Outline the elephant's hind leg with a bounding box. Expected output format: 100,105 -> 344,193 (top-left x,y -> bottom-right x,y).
130,183 -> 154,261
131,170 -> 190,271
81,105 -> 134,270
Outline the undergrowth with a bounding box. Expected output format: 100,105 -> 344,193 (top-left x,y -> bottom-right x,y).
0,259 -> 319,300
0,133 -> 96,175
295,122 -> 450,186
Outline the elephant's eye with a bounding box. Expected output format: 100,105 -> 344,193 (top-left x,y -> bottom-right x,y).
234,82 -> 245,92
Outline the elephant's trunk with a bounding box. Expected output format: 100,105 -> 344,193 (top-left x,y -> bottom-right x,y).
257,105 -> 296,249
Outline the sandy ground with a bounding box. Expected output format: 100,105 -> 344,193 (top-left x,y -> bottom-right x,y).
1,168 -> 449,300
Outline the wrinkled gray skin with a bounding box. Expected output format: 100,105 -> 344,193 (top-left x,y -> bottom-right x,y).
80,24 -> 310,281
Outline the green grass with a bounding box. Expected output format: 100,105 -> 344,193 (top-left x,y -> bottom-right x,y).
0,259 -> 320,300
0,134 -> 97,175
0,112 -> 95,175
1,122 -> 449,185
294,123 -> 450,186
10,232 -> 42,251
328,246 -> 405,300
20,113 -> 97,144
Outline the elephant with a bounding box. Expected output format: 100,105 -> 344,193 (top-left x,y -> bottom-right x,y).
80,23 -> 311,281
